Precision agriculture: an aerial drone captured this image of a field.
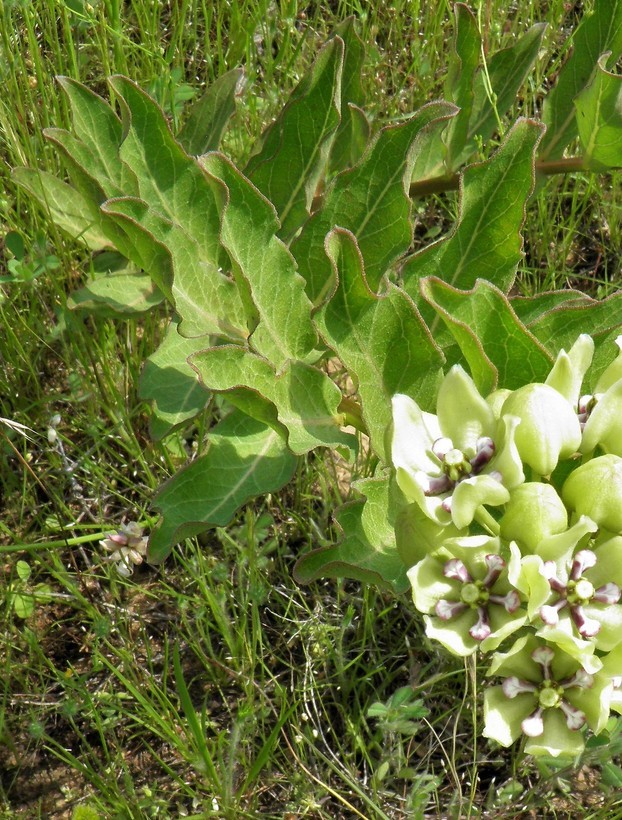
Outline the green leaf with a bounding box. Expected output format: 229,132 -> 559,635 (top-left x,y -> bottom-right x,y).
11,168 -> 109,250
148,410 -> 298,561
511,290 -> 593,326
292,100 -> 457,304
464,23 -> 546,159
293,473 -> 408,593
67,269 -> 164,316
107,76 -> 224,267
101,196 -> 250,341
177,68 -> 243,155
199,153 -> 318,365
56,76 -> 139,197
12,593 -> 34,619
420,277 -> 553,395
244,37 -> 343,237
327,18 -> 368,174
402,118 -> 544,314
316,228 -> 444,461
520,289 -> 622,354
44,128 -> 109,203
443,3 -> 481,171
541,0 -> 622,160
189,345 -> 357,455
139,319 -> 211,440
575,53 -> 622,170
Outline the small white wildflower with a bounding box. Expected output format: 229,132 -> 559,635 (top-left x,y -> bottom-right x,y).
100,521 -> 148,577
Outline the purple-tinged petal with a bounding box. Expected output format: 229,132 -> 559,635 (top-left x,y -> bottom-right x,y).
569,605 -> 601,638
593,582 -> 621,605
540,601 -> 567,626
469,608 -> 492,641
559,700 -> 587,731
561,669 -> 594,691
502,676 -> 537,698
482,553 -> 505,587
570,549 -> 597,581
443,559 -> 472,583
435,599 -> 468,620
489,590 -> 521,613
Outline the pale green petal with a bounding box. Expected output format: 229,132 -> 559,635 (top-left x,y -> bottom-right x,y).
395,503 -> 464,567
487,634 -> 541,680
592,536 -> 622,587
450,475 -> 510,529
545,334 -> 594,405
489,414 -> 524,489
437,366 -> 495,452
586,604 -> 622,652
600,643 -> 622,680
502,384 -> 582,476
524,709 -> 585,758
395,467 -> 452,525
535,515 -> 598,563
535,620 -> 602,673
562,455 -> 622,533
567,674 -> 612,735
483,687 -> 533,746
594,335 -> 622,393
500,483 -> 568,553
407,557 -> 454,614
516,554 -> 551,619
423,612 -> 478,656
581,380 -> 622,456
480,610 -> 528,653
391,394 -> 440,474
487,388 -> 512,418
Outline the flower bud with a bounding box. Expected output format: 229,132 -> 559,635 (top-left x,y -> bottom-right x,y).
501,384 -> 581,476
562,455 -> 622,533
500,483 -> 568,553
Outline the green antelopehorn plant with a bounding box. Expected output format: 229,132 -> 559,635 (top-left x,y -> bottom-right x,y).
10,2 -> 622,755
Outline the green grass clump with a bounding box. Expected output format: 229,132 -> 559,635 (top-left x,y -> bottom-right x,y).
1,1 -> 622,817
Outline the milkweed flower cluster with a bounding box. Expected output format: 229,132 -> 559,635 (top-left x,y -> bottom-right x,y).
391,334 -> 622,757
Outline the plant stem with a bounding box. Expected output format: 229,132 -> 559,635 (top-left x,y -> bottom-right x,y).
409,156 -> 590,198
474,506 -> 500,536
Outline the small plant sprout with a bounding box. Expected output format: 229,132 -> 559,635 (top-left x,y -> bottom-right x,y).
100,522 -> 149,577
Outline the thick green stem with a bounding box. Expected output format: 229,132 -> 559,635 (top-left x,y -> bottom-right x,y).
474,506 -> 500,537
409,156 -> 590,199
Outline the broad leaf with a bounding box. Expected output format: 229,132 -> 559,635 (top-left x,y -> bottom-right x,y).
67,269 -> 164,316
139,319 -> 212,441
148,409 -> 298,561
541,0 -> 622,160
199,153 -> 318,365
294,473 -> 408,593
575,53 -> 622,170
521,290 -> 622,353
189,345 -> 357,455
177,68 -> 243,155
108,76 -> 224,266
11,168 -> 109,250
401,118 -> 544,318
464,23 -> 546,160
56,76 -> 139,196
511,290 -> 593,326
421,277 -> 553,395
102,196 -> 250,341
244,37 -> 343,237
443,3 -> 481,170
327,18 -> 368,174
316,228 -> 444,461
292,100 -> 457,304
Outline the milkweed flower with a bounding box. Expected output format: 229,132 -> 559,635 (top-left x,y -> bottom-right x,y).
483,635 -> 611,757
407,535 -> 526,656
391,366 -> 523,529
